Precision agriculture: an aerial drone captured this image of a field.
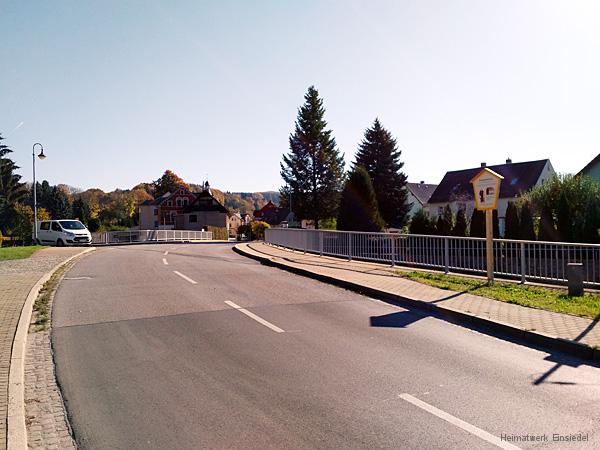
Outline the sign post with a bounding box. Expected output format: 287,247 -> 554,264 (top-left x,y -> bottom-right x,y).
471,168 -> 504,284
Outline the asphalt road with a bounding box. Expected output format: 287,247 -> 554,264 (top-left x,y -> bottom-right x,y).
53,244 -> 600,449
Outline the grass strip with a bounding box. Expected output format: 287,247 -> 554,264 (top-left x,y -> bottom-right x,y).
0,245 -> 47,261
31,262 -> 72,332
396,271 -> 600,320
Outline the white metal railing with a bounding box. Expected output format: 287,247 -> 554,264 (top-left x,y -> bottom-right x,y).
92,230 -> 213,245
265,228 -> 600,288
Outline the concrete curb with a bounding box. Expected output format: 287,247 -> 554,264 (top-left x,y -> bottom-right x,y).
7,247 -> 96,450
233,244 -> 600,363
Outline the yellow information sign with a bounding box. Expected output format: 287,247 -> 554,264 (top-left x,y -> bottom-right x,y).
470,168 -> 504,283
470,168 -> 504,211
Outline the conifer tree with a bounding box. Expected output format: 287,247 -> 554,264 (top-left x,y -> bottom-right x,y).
453,208 -> 468,237
519,201 -> 536,241
280,86 -> 345,228
0,133 -> 28,233
504,202 -> 520,239
556,191 -> 571,242
354,119 -> 410,228
469,209 -> 485,237
538,204 -> 557,241
435,205 -> 454,235
50,186 -> 72,220
337,167 -> 383,232
409,209 -> 434,235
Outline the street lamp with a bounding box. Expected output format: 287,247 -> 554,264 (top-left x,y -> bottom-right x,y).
32,143 -> 46,243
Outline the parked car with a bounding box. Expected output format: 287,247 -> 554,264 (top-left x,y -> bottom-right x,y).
37,220 -> 92,246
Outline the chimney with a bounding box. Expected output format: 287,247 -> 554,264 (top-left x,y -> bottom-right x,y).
481,162 -> 487,167
506,158 -> 512,164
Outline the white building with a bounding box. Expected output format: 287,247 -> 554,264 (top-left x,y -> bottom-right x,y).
425,159 -> 556,235
406,181 -> 438,218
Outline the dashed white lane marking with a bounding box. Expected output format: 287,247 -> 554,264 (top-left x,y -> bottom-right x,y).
398,394 -> 521,450
164,250 -> 169,256
64,276 -> 92,280
173,270 -> 197,284
162,258 -> 169,265
224,301 -> 285,333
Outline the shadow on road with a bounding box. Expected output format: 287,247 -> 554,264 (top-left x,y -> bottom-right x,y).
369,301 -> 600,385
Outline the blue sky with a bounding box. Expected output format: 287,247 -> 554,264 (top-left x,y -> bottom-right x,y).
1,0 -> 599,192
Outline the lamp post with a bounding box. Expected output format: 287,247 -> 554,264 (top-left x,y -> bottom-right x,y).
32,143 -> 46,243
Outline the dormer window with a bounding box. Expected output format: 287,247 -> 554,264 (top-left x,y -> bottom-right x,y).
176,198 -> 182,207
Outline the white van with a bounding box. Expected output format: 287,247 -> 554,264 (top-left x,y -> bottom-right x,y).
37,220 -> 92,246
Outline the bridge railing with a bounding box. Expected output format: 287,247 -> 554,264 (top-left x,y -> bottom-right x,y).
92,230 -> 213,245
265,228 -> 600,288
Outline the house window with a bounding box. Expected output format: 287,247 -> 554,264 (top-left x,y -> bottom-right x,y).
176,198 -> 182,207
183,198 -> 189,206
167,201 -> 172,206
438,206 -> 444,216
153,208 -> 158,216
189,214 -> 198,223
154,221 -> 158,228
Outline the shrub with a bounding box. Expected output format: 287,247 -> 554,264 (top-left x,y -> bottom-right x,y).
251,221 -> 270,240
207,225 -> 228,240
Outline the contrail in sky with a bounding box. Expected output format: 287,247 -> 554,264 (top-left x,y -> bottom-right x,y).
5,121 -> 24,136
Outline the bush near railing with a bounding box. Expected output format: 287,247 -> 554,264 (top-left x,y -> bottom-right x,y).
207,226 -> 228,240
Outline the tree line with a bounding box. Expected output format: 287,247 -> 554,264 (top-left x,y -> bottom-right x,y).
280,86 -> 410,231
1,134 -> 278,245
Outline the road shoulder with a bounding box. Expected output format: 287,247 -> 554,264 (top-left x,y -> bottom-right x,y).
5,247 -> 94,450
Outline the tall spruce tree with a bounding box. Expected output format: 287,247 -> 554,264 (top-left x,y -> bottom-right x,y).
504,201 -> 520,239
337,166 -> 383,232
280,86 -> 344,228
354,119 -> 410,228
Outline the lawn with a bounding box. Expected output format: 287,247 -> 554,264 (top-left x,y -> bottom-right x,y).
0,245 -> 47,261
396,271 -> 600,320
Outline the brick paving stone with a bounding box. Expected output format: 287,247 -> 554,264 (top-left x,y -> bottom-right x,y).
245,243 -> 600,349
0,247 -> 85,450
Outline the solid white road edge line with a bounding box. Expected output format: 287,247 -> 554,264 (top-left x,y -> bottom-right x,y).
224,301 -> 285,333
398,394 -> 522,450
173,270 -> 197,284
162,258 -> 169,265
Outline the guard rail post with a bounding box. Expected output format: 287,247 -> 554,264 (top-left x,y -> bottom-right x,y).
444,237 -> 450,274
520,242 -> 526,284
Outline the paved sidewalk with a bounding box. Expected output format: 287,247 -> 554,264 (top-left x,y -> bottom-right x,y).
0,247 -> 85,450
238,242 -> 600,355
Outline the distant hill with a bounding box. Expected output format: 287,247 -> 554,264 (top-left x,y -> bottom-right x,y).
223,191 -> 280,215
